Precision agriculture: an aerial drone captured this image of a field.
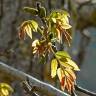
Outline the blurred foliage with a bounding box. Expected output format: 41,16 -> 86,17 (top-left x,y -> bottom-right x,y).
0,83 -> 13,96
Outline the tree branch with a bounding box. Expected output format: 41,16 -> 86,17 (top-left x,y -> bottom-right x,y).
0,61 -> 96,96
0,61 -> 69,96
75,84 -> 96,96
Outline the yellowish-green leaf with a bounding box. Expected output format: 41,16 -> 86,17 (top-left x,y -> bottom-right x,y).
49,11 -> 59,19
0,83 -> 13,96
30,20 -> 38,32
61,23 -> 72,29
0,83 -> 13,92
23,7 -> 38,15
51,59 -> 58,78
38,6 -> 46,18
19,20 -> 38,39
56,28 -> 61,43
60,10 -> 70,17
24,25 -> 32,39
59,60 -> 74,69
1,88 -> 9,96
51,18 -> 56,23
62,15 -> 69,24
57,68 -> 64,82
58,11 -> 69,22
32,39 -> 39,47
55,51 -> 71,59
49,10 -> 70,19
66,58 -> 80,71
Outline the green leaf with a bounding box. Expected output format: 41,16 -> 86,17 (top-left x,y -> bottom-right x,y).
59,60 -> 75,70
0,83 -> 13,96
51,59 -> 58,78
58,57 -> 80,71
60,10 -> 70,17
65,58 -> 80,71
30,20 -> 38,32
23,7 -> 38,15
51,18 -> 56,23
55,51 -> 71,59
38,6 -> 46,18
61,23 -> 72,29
49,10 -> 70,19
57,68 -> 64,83
19,20 -> 38,39
49,11 -> 58,18
0,83 -> 13,92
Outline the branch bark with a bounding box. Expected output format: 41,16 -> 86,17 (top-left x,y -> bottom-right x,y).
0,61 -> 69,96
0,61 -> 96,96
75,85 -> 96,96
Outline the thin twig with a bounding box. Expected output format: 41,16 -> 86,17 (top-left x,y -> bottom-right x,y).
22,80 -> 40,96
75,85 -> 96,96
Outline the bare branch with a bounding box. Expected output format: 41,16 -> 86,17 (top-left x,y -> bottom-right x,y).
0,61 -> 96,96
75,84 -> 96,96
0,61 -> 69,96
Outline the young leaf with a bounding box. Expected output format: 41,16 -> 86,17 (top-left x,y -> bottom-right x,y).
66,58 -> 80,71
66,78 -> 72,93
51,18 -> 56,23
61,77 -> 66,91
59,60 -> 74,69
57,68 -> 76,92
48,10 -> 72,46
64,69 -> 76,93
32,39 -> 40,54
60,10 -> 70,17
23,7 -> 38,15
65,68 -> 76,81
57,68 -> 64,83
32,39 -> 39,47
51,59 -> 58,78
37,3 -> 46,18
24,24 -> 32,39
63,30 -> 72,47
30,20 -> 38,32
19,20 -> 38,39
0,83 -> 13,96
56,28 -> 61,43
1,88 -> 9,96
55,51 -> 71,59
61,23 -> 72,29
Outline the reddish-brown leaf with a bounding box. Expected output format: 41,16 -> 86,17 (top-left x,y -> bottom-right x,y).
61,77 -> 66,91
65,68 -> 76,81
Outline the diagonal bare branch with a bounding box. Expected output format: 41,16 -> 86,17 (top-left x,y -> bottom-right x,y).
0,61 -> 69,96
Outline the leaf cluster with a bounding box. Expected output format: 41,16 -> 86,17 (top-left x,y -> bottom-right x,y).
18,3 -> 80,95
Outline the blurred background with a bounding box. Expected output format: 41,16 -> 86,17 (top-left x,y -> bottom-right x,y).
0,0 -> 96,96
